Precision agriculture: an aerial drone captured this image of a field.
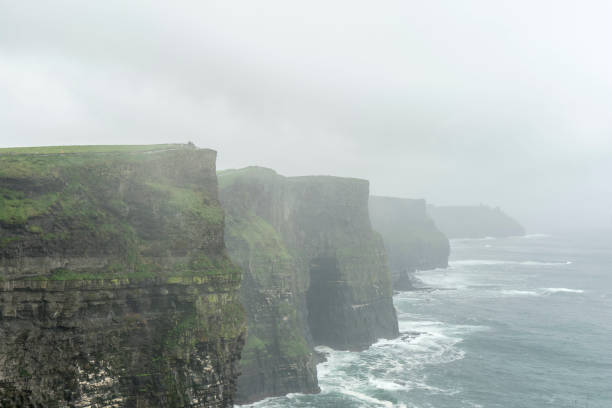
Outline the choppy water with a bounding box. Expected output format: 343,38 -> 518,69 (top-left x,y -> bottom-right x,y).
241,233 -> 612,408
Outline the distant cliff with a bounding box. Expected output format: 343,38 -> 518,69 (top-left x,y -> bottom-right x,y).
428,204 -> 525,239
219,167 -> 398,404
369,196 -> 449,290
0,145 -> 245,407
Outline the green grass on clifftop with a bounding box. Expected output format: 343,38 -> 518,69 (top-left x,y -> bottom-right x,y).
0,144 -> 197,179
217,166 -> 279,189
0,144 -> 187,155
0,144 -> 234,283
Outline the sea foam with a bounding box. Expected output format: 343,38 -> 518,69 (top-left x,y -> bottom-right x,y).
498,288 -> 584,297
522,233 -> 552,239
500,289 -> 539,296
339,389 -> 394,407
541,287 -> 584,294
450,259 -> 570,267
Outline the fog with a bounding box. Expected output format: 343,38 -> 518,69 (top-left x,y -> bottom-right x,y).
1,1 -> 611,232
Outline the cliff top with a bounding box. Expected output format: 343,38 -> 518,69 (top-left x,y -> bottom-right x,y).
218,166 -> 279,188
1,143 -> 229,282
218,166 -> 368,188
0,143 -> 216,181
0,143 -> 204,155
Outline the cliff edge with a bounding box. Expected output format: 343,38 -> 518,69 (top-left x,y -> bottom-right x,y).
219,167 -> 398,403
0,145 -> 245,407
369,196 -> 449,290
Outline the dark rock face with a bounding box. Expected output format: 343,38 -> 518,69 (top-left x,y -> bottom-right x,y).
219,167 -> 399,404
0,146 -> 245,407
369,196 -> 450,291
428,204 -> 525,239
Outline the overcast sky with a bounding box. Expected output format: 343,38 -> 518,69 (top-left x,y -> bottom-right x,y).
1,1 -> 611,232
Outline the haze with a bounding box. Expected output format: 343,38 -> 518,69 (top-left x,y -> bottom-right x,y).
1,1 -> 611,232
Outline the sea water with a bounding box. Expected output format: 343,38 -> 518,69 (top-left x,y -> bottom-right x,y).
241,233 -> 612,407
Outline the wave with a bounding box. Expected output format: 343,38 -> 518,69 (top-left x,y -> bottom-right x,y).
411,270 -> 472,290
239,320 -> 475,407
451,236 -> 496,243
499,288 -> 584,297
522,233 -> 552,239
523,260 -> 572,266
452,233 -> 550,243
541,287 -> 584,294
339,389 -> 394,407
305,320 -> 478,406
450,259 -> 508,266
500,289 -> 539,296
368,377 -> 405,391
450,259 -> 570,267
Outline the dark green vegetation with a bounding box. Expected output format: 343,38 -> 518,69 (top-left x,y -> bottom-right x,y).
0,145 -> 245,407
0,144 -> 184,155
428,204 -> 525,239
369,196 -> 450,290
219,167 -> 398,403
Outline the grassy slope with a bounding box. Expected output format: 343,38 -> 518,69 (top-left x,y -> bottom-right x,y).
0,144 -> 185,154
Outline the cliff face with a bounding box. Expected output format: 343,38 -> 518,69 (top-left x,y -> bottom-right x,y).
369,196 -> 450,290
0,145 -> 245,407
219,167 -> 398,404
428,204 -> 525,239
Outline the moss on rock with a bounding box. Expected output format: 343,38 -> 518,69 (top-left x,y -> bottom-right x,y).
0,144 -> 245,407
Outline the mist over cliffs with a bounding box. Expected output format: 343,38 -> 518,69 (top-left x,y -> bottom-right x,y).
369,196 -> 450,290
428,205 -> 525,239
218,167 -> 399,403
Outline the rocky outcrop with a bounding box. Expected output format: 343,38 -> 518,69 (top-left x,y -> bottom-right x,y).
369,196 -> 449,290
428,204 -> 525,239
0,145 -> 246,407
219,167 -> 398,404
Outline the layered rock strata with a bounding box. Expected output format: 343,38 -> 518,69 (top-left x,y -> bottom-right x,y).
219,167 -> 398,404
0,145 -> 245,407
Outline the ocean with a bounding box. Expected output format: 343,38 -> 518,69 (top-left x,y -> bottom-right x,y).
241,233 -> 612,408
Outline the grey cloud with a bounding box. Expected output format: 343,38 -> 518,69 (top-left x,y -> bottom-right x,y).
1,0 -> 611,231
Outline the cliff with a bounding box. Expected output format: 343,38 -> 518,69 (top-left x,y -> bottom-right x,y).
428,204 -> 525,239
218,167 -> 398,403
369,196 -> 450,290
0,145 -> 246,407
